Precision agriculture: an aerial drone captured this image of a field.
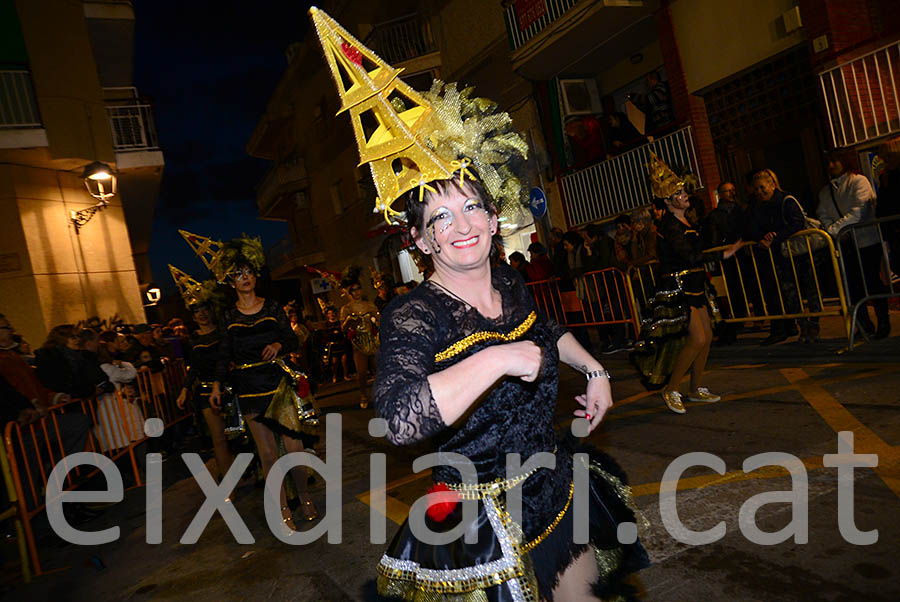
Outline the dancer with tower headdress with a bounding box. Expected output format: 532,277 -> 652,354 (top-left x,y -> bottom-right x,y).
339,266 -> 380,408
169,264 -> 234,481
311,7 -> 648,600
180,230 -> 320,529
630,154 -> 743,414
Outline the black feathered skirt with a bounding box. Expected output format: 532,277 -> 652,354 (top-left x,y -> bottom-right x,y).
630,270 -> 720,391
375,445 -> 649,601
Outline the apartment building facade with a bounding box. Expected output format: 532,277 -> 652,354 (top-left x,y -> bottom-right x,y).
0,0 -> 164,344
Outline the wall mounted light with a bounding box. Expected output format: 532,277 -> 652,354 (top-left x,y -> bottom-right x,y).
71,161 -> 117,233
144,284 -> 161,306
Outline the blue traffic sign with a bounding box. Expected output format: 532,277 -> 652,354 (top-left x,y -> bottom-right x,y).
529,187 -> 547,218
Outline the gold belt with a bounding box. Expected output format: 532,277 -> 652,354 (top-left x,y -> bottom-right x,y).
233,356 -> 299,377
446,466 -> 538,501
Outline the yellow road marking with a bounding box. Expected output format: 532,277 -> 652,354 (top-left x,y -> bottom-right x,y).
607,367 -> 889,420
355,469 -> 431,525
780,368 -> 900,500
630,455 -> 826,498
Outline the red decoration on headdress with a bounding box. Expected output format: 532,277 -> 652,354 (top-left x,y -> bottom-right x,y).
296,374 -> 311,399
341,42 -> 362,66
425,483 -> 459,522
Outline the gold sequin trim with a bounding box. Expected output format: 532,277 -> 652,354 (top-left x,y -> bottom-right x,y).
447,467 -> 538,500
227,316 -> 276,330
192,340 -> 219,349
434,311 -> 536,363
522,481 -> 573,552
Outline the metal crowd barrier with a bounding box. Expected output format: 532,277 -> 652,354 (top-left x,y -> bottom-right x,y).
627,229 -> 852,339
526,267 -> 640,337
836,214 -> 900,349
2,359 -> 188,577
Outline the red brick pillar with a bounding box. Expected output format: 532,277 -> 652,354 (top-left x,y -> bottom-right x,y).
655,2 -> 720,208
799,0 -> 876,69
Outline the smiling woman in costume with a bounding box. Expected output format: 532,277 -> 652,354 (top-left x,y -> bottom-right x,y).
311,8 -> 648,601
205,236 -> 319,529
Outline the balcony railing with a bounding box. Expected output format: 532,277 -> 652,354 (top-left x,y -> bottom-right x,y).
257,158 -> 308,217
103,87 -> 159,151
503,0 -> 580,52
819,40 -> 900,148
0,70 -> 42,128
560,125 -> 701,226
365,13 -> 436,65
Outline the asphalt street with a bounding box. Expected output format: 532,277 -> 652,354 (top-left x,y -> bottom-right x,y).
3,313 -> 899,601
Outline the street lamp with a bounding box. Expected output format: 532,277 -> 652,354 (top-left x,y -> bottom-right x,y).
144,284 -> 161,306
71,161 -> 117,233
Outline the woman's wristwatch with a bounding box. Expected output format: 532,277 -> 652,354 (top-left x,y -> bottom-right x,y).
585,369 -> 611,381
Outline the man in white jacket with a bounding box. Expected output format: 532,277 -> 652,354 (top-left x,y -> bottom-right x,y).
817,152 -> 890,339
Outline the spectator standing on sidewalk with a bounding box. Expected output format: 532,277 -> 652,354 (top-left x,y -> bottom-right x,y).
817,151 -> 890,339
508,251 -> 530,281
744,169 -> 816,344
526,241 -> 555,281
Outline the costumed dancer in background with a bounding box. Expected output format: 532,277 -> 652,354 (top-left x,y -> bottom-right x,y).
339,266 -> 379,408
371,269 -> 395,312
631,154 -> 743,414
170,264 -> 234,482
180,231 -> 320,530
311,8 -> 648,600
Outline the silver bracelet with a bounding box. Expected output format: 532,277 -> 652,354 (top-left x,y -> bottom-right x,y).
585,369 -> 611,381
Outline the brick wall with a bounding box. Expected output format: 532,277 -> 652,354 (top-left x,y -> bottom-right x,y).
655,2 -> 720,208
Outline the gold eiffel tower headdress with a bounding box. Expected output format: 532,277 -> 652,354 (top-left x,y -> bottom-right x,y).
309,6 -> 530,225
168,264 -> 221,310
179,229 -> 223,272
179,229 -> 265,283
646,152 -> 685,199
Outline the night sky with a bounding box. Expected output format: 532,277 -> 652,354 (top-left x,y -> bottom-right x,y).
134,1 -> 314,294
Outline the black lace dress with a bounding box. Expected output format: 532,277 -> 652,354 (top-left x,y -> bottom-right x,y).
183,329 -> 221,410
374,264 -> 648,602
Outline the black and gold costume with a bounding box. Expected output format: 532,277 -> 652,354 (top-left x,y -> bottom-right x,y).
632,212 -> 723,389
374,265 -> 648,601
183,329 -> 221,410
217,299 -> 307,437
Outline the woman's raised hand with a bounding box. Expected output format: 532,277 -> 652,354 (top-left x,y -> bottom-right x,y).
261,342 -> 281,361
496,341 -> 544,382
176,388 -> 188,410
209,383 -> 222,411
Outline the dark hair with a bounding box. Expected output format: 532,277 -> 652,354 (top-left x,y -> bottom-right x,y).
584,224 -> 602,239
405,176 -> 494,234
717,181 -> 734,194
652,197 -> 667,212
98,330 -> 118,344
562,231 -> 582,247
78,328 -> 98,346
527,241 -> 547,255
509,251 -> 526,265
43,324 -> 76,349
614,214 -> 632,227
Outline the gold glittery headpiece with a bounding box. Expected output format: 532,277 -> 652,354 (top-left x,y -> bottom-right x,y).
646,152 -> 684,199
168,264 -> 218,309
179,229 -> 223,273
179,229 -> 264,283
309,6 -> 529,225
